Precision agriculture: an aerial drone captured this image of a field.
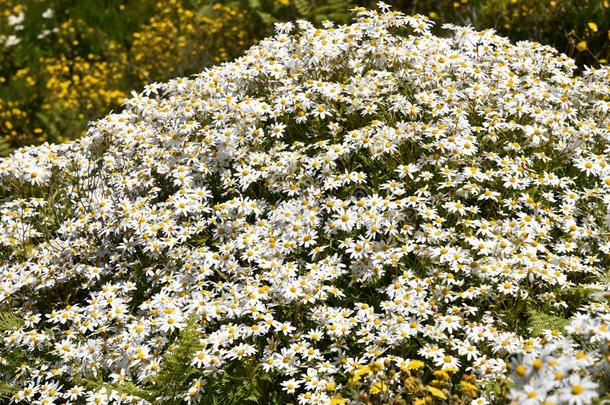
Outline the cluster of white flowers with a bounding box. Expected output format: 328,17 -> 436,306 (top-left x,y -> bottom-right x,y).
1,10 -> 24,47
1,7 -> 57,47
508,334 -> 600,405
1,5 -> 610,404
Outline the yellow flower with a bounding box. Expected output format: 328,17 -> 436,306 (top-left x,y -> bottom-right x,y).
460,381 -> 478,396
407,359 -> 425,370
369,381 -> 388,394
427,386 -> 447,399
348,365 -> 371,384
433,370 -> 451,381
587,22 -> 598,32
330,396 -> 346,405
576,41 -> 588,52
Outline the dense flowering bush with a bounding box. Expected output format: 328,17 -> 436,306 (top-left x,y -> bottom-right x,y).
1,4 -> 610,404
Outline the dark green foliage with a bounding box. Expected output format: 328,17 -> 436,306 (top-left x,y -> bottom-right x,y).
199,360 -> 289,405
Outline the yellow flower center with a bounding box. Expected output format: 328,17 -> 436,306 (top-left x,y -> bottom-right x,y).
571,384 -> 584,395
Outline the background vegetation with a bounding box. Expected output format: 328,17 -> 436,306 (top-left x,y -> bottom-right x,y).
0,0 -> 608,154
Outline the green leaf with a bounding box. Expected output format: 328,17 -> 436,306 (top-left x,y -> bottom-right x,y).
146,315 -> 203,403
248,0 -> 262,10
256,11 -> 276,25
0,139 -> 11,157
34,112 -> 60,142
293,0 -> 312,17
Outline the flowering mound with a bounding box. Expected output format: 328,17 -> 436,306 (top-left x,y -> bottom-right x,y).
2,6 -> 610,405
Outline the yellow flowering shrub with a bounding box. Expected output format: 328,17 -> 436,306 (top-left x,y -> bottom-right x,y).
0,12 -> 129,147
130,1 -> 249,83
43,55 -> 126,114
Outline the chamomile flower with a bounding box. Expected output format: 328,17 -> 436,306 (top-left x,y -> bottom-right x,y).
558,375 -> 598,405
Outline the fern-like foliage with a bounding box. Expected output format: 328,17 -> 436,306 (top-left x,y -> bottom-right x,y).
527,307 -> 569,337
78,316 -> 289,404
80,316 -> 201,403
145,315 -> 204,404
78,378 -> 155,403
0,311 -> 23,332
